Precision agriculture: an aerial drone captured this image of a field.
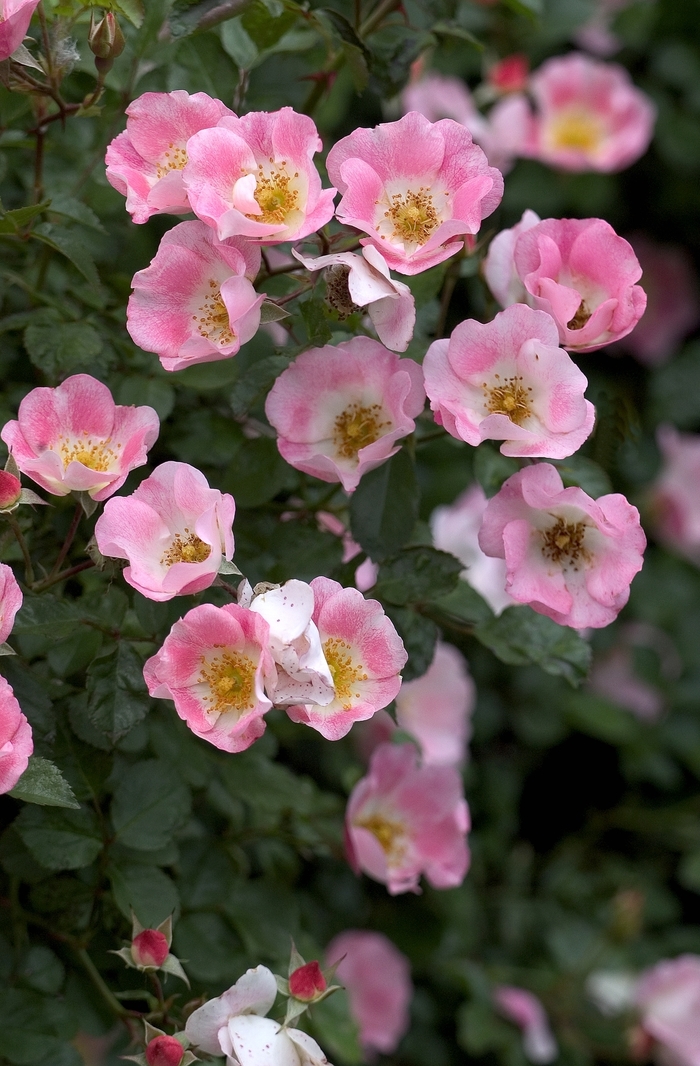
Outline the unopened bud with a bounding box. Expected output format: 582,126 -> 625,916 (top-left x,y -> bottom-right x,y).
146,1035 -> 185,1066
289,960 -> 327,1002
488,54 -> 529,94
88,11 -> 125,72
0,471 -> 22,512
131,929 -> 170,969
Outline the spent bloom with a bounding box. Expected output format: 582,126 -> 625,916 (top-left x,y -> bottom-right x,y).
127,220 -> 263,372
266,336 -> 425,493
326,110 -> 503,275
183,107 -> 336,243
424,304 -> 595,458
105,91 -> 232,223
0,564 -> 22,645
326,931 -> 412,1055
479,463 -> 646,629
292,245 -> 416,352
0,0 -> 42,62
621,235 -> 700,366
648,425 -> 700,566
345,741 -> 470,894
95,462 -> 235,602
1,374 -> 159,502
0,675 -> 32,794
634,955 -> 700,1066
395,641 -> 475,767
286,577 -> 407,741
494,987 -> 558,1064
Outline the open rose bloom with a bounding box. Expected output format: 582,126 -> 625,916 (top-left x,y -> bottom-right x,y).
494,986 -> 558,1064
0,675 -> 32,794
648,425 -> 700,566
345,741 -> 470,894
0,564 -> 21,645
479,463 -> 646,629
265,336 -> 425,492
634,955 -> 700,1066
1,374 -> 159,501
183,107 -> 336,243
127,221 -> 263,371
326,931 -> 412,1054
105,91 -> 232,223
326,110 -> 503,274
395,641 -> 475,767
424,304 -> 595,458
286,577 -> 407,740
144,602 -> 274,753
95,462 -> 234,601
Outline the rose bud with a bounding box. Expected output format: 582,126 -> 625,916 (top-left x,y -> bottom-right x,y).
289,961 -> 327,1002
145,1035 -> 185,1066
132,928 -> 170,970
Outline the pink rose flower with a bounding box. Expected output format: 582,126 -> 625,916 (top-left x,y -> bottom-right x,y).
483,209 -> 541,308
185,965 -> 278,1054
0,0 -> 41,61
635,956 -> 700,1066
478,463 -> 646,629
395,641 -> 475,767
127,221 -> 264,372
292,245 -> 416,352
286,577 -> 407,741
508,216 -> 647,352
0,564 -> 22,645
489,55 -> 530,94
143,602 -> 274,753
621,235 -> 700,366
1,374 -> 160,502
183,108 -> 336,243
431,485 -> 514,615
424,304 -> 595,459
0,675 -> 32,794
326,111 -> 503,275
345,741 -> 470,894
105,91 -> 232,224
265,336 -> 425,493
648,425 -> 700,566
494,986 -> 558,1064
94,462 -> 235,602
326,931 -> 412,1054
520,53 -> 656,172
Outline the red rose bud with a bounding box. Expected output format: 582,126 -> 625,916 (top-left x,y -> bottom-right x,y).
0,471 -> 21,510
488,54 -> 529,93
146,1035 -> 184,1066
289,960 -> 327,1001
89,11 -> 126,59
131,929 -> 170,969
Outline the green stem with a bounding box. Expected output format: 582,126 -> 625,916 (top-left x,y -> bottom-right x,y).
31,559 -> 94,593
5,514 -> 34,585
359,0 -> 401,36
76,948 -> 131,1018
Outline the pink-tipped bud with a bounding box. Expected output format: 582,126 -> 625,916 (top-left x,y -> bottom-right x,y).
88,11 -> 125,74
488,54 -> 529,93
0,471 -> 21,511
289,960 -> 327,1001
131,929 -> 170,969
145,1035 -> 184,1066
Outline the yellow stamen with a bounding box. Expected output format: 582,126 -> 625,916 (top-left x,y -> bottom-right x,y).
156,142 -> 188,179
384,187 -> 439,245
333,404 -> 389,461
161,530 -> 211,567
192,278 -> 235,346
541,517 -> 589,565
247,161 -> 299,225
567,300 -> 591,330
59,435 -> 118,472
323,637 -> 367,706
355,813 -> 406,860
199,649 -> 257,715
484,374 -> 533,426
548,109 -> 604,154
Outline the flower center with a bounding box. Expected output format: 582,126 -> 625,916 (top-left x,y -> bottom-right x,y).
541,517 -> 589,565
161,530 -> 211,567
248,161 -> 299,225
567,299 -> 592,330
199,650 -> 257,715
156,142 -> 187,179
333,403 -> 389,461
323,637 -> 367,705
355,813 -> 406,859
484,374 -> 533,425
384,188 -> 440,246
325,265 -> 362,319
548,109 -> 604,153
193,279 -> 235,346
59,435 -> 118,472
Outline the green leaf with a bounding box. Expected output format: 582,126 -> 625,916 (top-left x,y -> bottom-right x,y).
650,340 -> 700,428
563,692 -> 641,744
173,911 -> 243,983
229,354 -> 290,416
405,262 -> 447,307
220,16 -> 258,67
24,318 -> 103,379
32,224 -> 100,288
552,455 -> 612,498
114,375 -> 175,420
9,757 -> 80,809
18,945 -> 65,994
311,989 -> 363,1064
428,579 -> 494,627
109,0 -> 145,27
384,604 -> 438,682
0,987 -> 78,1065
0,199 -> 50,233
241,0 -> 299,50
501,0 -> 542,17
474,607 -> 591,685
109,862 -> 180,925
169,0 -> 252,37
111,760 -> 192,851
375,546 -> 462,606
48,197 -> 105,232
14,805 -> 102,871
299,295 -> 333,346
350,449 -> 419,560
473,444 -> 520,498
223,435 -> 296,507
14,595 -> 88,638
86,642 -> 151,743
431,21 -> 482,47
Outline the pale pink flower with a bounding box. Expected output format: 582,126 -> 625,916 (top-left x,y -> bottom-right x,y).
520,53 -> 655,172
143,602 -> 274,753
621,235 -> 700,366
494,987 -> 558,1064
0,0 -> 41,62
286,577 -> 407,741
221,1018 -> 331,1066
1,374 -> 159,502
326,931 -> 412,1055
183,108 -> 336,244
478,463 -> 646,629
105,91 -> 232,224
0,564 -> 21,645
635,956 -> 700,1066
265,336 -> 425,493
0,675 -> 32,794
345,741 -> 470,895
483,209 -> 541,308
352,709 -> 397,763
127,221 -> 263,372
292,245 -> 416,352
395,641 -> 474,767
326,111 -> 503,275
185,965 -> 278,1054
648,425 -> 700,566
511,217 -> 647,351
424,304 -> 595,459
94,462 -> 235,602
431,485 -> 514,615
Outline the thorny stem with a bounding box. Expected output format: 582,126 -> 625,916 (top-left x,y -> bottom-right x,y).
31,559 -> 95,593
4,513 -> 34,585
50,502 -> 82,578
